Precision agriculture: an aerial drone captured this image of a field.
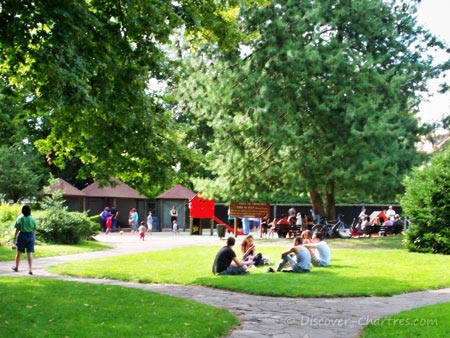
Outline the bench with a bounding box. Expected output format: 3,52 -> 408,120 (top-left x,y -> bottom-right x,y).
276,224 -> 302,238
378,225 -> 401,236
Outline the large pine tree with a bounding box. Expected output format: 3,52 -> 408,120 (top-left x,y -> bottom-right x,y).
180,0 -> 448,217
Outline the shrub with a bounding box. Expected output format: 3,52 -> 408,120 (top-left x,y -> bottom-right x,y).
0,203 -> 22,246
34,177 -> 98,244
401,148 -> 450,254
36,209 -> 98,244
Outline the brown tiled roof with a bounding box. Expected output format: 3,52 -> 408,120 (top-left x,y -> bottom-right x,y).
82,178 -> 147,199
46,178 -> 85,197
155,184 -> 196,200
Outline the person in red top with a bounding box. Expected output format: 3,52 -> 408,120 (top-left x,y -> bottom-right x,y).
105,215 -> 112,234
276,214 -> 290,238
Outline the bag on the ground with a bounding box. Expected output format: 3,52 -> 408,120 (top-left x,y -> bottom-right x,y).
253,253 -> 263,266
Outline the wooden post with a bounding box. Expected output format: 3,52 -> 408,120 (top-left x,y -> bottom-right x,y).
259,217 -> 263,239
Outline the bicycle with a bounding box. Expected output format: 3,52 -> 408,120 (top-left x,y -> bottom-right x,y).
311,214 -> 352,239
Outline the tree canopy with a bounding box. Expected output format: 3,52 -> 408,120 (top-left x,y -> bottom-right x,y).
0,0 -> 244,197
1,0 -> 448,207
176,0 -> 448,216
0,144 -> 45,202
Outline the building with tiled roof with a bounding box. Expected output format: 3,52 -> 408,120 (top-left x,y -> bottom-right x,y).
42,178 -> 85,211
82,178 -> 147,230
155,184 -> 196,200
155,184 -> 196,231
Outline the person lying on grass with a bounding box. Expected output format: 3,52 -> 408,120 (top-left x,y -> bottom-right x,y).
304,232 -> 331,267
275,236 -> 311,273
213,237 -> 254,275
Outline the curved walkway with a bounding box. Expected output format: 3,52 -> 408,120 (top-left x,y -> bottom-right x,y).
1,232 -> 449,338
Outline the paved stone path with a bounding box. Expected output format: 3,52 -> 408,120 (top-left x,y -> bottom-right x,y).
1,232 -> 449,338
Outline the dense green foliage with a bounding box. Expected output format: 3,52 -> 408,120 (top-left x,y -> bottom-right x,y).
402,148 -> 450,254
0,203 -> 22,246
36,179 -> 98,244
0,145 -> 46,202
177,0 -> 446,217
0,1 -> 246,198
1,1 -> 448,207
0,198 -> 97,246
36,209 -> 98,244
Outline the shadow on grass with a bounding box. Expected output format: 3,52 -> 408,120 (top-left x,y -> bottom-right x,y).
193,268 -> 427,298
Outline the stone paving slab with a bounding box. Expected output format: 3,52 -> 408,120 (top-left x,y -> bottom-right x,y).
1,232 -> 449,338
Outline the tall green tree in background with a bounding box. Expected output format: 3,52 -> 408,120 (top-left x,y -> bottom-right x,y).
178,0 -> 448,217
0,0 -> 243,198
0,144 -> 45,202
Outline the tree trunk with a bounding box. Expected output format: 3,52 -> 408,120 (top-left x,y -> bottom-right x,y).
309,190 -> 324,220
324,181 -> 336,220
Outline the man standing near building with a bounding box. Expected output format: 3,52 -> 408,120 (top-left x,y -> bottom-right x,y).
110,205 -> 118,232
100,206 -> 110,233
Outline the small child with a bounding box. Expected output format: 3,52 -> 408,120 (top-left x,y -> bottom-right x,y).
172,220 -> 178,234
268,218 -> 277,238
138,221 -> 146,241
105,215 -> 112,234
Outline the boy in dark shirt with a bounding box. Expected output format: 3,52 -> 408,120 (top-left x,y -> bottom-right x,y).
212,237 -> 253,275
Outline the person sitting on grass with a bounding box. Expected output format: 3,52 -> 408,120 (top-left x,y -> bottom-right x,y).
304,232 -> 331,267
275,236 -> 311,273
212,237 -> 254,275
300,230 -> 313,244
241,235 -> 263,267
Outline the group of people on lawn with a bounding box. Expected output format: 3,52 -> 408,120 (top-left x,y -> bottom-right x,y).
212,231 -> 330,275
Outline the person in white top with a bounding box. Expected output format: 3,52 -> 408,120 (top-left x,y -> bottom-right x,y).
385,205 -> 396,221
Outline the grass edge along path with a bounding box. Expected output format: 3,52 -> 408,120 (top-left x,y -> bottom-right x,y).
0,277 -> 239,338
358,301 -> 450,338
0,240 -> 112,261
48,245 -> 450,298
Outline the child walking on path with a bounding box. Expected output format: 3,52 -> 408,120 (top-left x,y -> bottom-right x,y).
138,222 -> 146,241
172,220 -> 179,234
105,215 -> 112,234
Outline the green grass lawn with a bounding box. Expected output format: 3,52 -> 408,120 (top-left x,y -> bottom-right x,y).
0,277 -> 238,338
359,302 -> 450,338
326,234 -> 405,249
3,235 -> 449,337
49,237 -> 450,297
0,240 -> 112,261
